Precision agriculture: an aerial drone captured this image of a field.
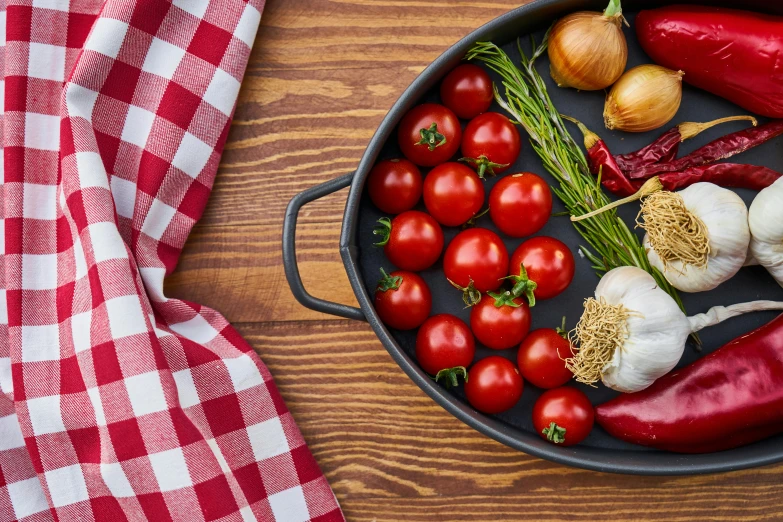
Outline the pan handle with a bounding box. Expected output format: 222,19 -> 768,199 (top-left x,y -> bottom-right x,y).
283,173 -> 366,321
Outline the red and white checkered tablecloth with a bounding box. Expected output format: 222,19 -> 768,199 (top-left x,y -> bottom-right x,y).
0,0 -> 345,520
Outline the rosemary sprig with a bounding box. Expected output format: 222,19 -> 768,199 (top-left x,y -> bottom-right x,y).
466,35 -> 687,315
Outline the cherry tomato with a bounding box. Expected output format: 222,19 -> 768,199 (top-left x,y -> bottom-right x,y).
398,103 -> 461,167
517,328 -> 573,389
416,314 -> 475,383
374,269 -> 431,330
444,228 -> 509,302
509,236 -> 575,302
440,64 -> 493,120
464,356 -> 524,414
532,387 -> 594,446
489,173 -> 553,238
461,112 -> 521,179
423,162 -> 485,227
367,159 -> 422,214
470,293 -> 531,350
375,211 -> 444,272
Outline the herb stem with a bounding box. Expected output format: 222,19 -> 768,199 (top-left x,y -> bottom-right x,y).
466,36 -> 686,315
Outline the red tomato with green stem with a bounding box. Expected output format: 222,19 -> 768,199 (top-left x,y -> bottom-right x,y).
460,112 -> 522,179
416,314 -> 475,386
373,269 -> 431,330
518,321 -> 574,389
367,159 -> 422,214
440,64 -> 494,120
374,211 -> 444,272
423,162 -> 485,227
489,173 -> 552,238
443,228 -> 509,306
533,387 -> 594,446
470,292 -> 531,350
507,236 -> 575,305
465,356 -> 524,414
398,104 -> 462,167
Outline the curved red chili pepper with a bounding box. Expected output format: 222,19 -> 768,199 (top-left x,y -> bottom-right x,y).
596,314 -> 783,453
616,116 -> 757,173
568,119 -> 782,197
634,164 -> 782,193
566,118 -> 638,197
614,127 -> 681,172
628,121 -> 783,180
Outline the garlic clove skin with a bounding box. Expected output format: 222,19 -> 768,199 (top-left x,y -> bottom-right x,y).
749,177 -> 783,287
548,11 -> 628,91
604,65 -> 684,132
595,267 -> 691,393
645,183 -> 750,293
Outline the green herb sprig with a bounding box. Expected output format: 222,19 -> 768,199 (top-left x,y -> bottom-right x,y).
466,34 -> 687,316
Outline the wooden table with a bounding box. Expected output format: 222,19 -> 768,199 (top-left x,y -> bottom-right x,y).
166,0 -> 783,519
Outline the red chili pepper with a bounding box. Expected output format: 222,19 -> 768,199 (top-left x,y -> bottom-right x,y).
596,314 -> 783,453
628,120 -> 783,180
637,6 -> 783,118
615,116 -> 758,173
634,164 -> 782,193
567,117 -> 781,197
565,117 -> 638,197
614,127 -> 680,172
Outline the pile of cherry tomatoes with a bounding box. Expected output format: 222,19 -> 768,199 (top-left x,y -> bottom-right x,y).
370,64 -> 594,447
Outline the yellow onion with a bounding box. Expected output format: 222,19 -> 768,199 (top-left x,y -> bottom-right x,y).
604,64 -> 684,132
548,0 -> 628,91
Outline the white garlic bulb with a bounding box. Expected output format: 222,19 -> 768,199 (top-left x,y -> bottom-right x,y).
567,266 -> 783,393
643,183 -> 750,293
589,267 -> 690,392
749,177 -> 783,287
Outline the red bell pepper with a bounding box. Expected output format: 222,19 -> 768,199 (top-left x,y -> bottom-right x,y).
596,314 -> 783,453
637,6 -> 783,118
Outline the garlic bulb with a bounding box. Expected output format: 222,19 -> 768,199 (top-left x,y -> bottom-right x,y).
749,177 -> 783,287
604,65 -> 684,132
567,266 -> 783,393
642,183 -> 749,293
548,0 -> 628,91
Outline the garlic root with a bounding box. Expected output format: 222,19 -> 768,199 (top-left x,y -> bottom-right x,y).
567,266 -> 783,393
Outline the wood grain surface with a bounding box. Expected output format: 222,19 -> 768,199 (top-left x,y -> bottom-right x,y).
165,0 -> 783,519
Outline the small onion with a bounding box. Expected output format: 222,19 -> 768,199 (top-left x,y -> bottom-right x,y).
548,0 -> 628,91
604,64 -> 684,132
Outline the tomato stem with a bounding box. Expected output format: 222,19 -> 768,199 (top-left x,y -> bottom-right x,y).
434,366 -> 468,387
447,278 -> 482,307
459,155 -> 509,179
373,217 -> 392,246
376,268 -> 402,292
461,206 -> 490,229
555,316 -> 569,339
416,122 -> 447,151
543,422 -> 567,444
501,264 -> 537,307
487,290 -> 521,308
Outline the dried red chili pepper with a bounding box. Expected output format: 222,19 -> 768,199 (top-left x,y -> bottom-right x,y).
596,313 -> 783,453
615,116 -> 757,172
614,127 -> 680,171
638,164 -> 782,193
568,117 -> 780,197
628,120 -> 783,180
564,117 -> 637,197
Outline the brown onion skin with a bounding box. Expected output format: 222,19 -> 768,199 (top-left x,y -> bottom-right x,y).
548,11 -> 628,91
604,64 -> 684,133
